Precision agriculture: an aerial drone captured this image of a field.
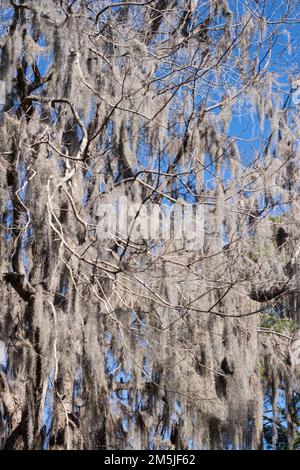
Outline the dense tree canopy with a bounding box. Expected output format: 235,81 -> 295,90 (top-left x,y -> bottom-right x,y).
0,0 -> 300,450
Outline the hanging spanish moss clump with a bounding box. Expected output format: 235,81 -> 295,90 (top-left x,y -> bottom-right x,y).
0,0 -> 299,450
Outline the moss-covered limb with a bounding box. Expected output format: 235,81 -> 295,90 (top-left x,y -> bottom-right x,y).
0,0 -> 300,450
